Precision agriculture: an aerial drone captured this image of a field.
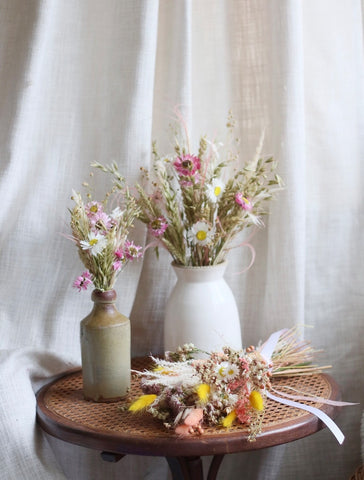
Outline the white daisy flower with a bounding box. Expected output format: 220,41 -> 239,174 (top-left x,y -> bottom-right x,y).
224,363 -> 239,380
80,232 -> 107,256
216,361 -> 229,380
216,362 -> 239,381
188,221 -> 214,246
206,179 -> 225,203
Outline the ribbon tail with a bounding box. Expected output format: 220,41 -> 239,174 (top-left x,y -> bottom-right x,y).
143,240 -> 160,252
271,387 -> 359,407
144,239 -> 172,254
229,241 -> 256,275
266,391 -> 345,444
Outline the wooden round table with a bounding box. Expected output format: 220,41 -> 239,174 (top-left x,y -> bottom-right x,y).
36,358 -> 341,480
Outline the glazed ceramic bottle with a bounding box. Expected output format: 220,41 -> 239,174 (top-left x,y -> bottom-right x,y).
80,289 -> 130,402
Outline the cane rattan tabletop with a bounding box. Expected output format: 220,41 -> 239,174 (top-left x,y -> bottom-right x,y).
36,357 -> 341,479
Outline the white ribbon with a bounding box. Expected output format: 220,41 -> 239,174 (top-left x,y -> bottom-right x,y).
271,386 -> 358,408
266,391 -> 345,444
259,329 -> 287,365
259,329 -> 348,444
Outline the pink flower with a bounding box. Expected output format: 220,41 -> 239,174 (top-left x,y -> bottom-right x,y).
90,211 -> 113,232
85,201 -> 113,232
148,217 -> 168,237
115,248 -> 125,260
235,397 -> 251,424
235,192 -> 253,211
124,240 -> 143,260
228,378 -> 246,392
85,201 -> 103,217
175,408 -> 204,436
239,357 -> 250,371
113,261 -> 123,271
183,408 -> 204,426
174,154 -> 201,177
73,271 -> 93,291
113,248 -> 126,271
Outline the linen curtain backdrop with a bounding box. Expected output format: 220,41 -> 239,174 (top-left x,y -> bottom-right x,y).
0,0 -> 363,478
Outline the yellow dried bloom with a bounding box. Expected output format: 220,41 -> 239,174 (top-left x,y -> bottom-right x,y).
154,366 -> 173,375
196,383 -> 210,403
222,410 -> 237,428
128,394 -> 157,412
249,391 -> 264,411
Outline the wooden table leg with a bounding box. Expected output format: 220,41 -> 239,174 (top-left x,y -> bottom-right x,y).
207,454 -> 225,480
167,454 -> 225,480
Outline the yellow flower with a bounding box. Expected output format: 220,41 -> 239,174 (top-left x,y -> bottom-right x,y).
196,383 -> 210,403
154,365 -> 172,375
128,394 -> 157,412
222,410 -> 237,428
249,391 -> 264,411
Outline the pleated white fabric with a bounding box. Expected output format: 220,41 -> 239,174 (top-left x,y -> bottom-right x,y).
0,0 -> 363,478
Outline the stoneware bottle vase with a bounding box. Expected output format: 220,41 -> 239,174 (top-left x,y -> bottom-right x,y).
164,261 -> 242,354
80,289 -> 130,402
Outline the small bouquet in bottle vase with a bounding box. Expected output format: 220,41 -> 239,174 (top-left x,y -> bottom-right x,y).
69,176 -> 142,402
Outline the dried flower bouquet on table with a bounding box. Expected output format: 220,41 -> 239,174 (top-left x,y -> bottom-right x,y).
127,328 -> 337,442
69,175 -> 142,292
94,113 -> 283,266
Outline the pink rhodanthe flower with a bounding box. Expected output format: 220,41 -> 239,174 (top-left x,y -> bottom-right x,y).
113,248 -> 126,271
73,271 -> 92,291
149,217 -> 168,237
115,248 -> 125,260
124,240 -> 143,260
90,211 -> 113,231
85,201 -> 103,217
173,154 -> 201,177
235,192 -> 253,211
